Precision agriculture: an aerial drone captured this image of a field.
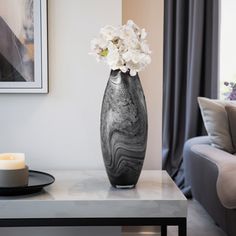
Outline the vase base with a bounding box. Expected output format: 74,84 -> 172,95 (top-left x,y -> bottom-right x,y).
114,184 -> 135,189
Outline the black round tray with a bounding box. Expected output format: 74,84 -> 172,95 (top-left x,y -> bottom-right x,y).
0,170 -> 55,196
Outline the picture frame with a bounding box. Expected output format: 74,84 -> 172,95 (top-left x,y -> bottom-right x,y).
0,0 -> 48,93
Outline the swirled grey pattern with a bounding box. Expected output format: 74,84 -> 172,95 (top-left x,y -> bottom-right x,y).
101,70 -> 148,188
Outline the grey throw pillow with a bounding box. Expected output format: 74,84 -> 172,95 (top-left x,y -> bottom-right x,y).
225,105 -> 236,150
198,97 -> 235,153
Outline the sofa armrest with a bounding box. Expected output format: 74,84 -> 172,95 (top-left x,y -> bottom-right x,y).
191,144 -> 236,209
184,136 -> 211,147
183,136 -> 211,188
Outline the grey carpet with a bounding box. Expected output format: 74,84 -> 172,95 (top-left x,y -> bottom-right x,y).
122,200 -> 226,236
123,200 -> 227,235
168,200 -> 227,236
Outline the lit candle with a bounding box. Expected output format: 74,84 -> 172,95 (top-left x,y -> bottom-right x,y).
0,153 -> 25,170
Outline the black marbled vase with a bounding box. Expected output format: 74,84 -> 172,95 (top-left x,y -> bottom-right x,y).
101,70 -> 148,188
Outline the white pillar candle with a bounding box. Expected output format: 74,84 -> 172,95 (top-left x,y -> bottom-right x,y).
0,153 -> 25,170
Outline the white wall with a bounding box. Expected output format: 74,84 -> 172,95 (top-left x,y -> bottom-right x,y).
123,0 -> 164,169
0,0 -> 121,171
0,0 -> 163,171
0,0 -> 163,235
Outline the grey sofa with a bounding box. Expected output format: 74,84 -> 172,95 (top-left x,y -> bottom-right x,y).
184,136 -> 236,236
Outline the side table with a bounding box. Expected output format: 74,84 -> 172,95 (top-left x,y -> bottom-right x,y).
0,170 -> 187,236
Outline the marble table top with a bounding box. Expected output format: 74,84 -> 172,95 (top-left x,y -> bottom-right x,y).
0,170 -> 187,219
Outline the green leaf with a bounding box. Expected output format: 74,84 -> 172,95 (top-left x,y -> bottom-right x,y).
100,48 -> 109,57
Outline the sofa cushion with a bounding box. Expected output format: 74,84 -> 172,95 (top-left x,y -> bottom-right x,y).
225,105 -> 236,150
198,97 -> 234,153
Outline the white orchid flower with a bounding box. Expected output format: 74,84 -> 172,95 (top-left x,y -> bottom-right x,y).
90,20 -> 151,76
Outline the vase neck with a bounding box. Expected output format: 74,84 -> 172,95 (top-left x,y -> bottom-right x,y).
110,70 -> 138,84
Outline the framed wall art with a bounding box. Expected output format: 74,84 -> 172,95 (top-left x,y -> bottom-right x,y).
0,0 -> 48,93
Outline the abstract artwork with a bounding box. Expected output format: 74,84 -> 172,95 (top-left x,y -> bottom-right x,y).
0,0 -> 47,93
